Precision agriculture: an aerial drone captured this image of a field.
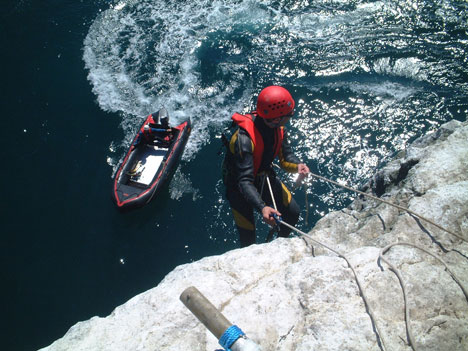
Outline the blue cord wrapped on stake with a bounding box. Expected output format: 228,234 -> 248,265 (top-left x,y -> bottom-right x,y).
180,287 -> 261,350
272,213 -> 282,226
219,325 -> 245,351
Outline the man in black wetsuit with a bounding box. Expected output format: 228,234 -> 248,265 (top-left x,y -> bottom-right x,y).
223,86 -> 310,247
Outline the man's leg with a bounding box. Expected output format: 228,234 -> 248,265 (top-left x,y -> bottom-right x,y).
226,188 -> 256,247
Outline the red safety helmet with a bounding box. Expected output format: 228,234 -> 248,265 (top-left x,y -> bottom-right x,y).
256,86 -> 295,119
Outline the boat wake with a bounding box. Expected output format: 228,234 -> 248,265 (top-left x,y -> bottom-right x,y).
83,0 -> 467,207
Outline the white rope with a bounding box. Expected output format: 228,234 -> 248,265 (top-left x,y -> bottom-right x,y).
278,220 -> 389,351
264,178 -> 388,350
267,169 -> 468,351
305,171 -> 466,243
266,176 -> 277,211
274,163 -> 465,243
379,242 -> 468,351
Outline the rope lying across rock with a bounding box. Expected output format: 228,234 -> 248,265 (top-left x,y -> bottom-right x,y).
277,217 -> 389,351
305,171 -> 467,243
302,171 -> 468,350
266,175 -> 388,351
268,170 -> 467,351
379,242 -> 468,351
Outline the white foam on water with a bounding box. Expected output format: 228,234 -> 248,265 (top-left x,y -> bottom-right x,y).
84,0 -> 279,166
169,169 -> 202,201
83,0 -> 458,177
372,57 -> 429,82
349,80 -> 419,102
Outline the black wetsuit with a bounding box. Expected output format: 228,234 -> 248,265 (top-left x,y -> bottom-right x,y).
224,116 -> 301,247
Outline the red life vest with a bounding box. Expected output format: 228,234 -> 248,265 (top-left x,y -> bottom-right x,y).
139,114 -> 157,139
231,112 -> 284,176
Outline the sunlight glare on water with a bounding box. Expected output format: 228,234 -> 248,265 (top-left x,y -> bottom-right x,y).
83,0 -> 468,231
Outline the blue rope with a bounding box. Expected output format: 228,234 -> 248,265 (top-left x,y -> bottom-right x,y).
219,325 -> 245,351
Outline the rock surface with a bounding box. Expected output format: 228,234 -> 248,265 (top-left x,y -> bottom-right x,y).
41,120 -> 468,351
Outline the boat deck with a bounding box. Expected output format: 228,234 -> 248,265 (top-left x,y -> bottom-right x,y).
128,145 -> 168,186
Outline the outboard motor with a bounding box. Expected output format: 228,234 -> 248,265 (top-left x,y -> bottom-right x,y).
159,108 -> 170,128
151,111 -> 161,125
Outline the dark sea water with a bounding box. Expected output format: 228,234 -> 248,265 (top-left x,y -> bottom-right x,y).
1,0 -> 467,350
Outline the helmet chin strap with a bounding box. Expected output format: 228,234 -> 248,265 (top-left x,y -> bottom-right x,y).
264,115 -> 291,128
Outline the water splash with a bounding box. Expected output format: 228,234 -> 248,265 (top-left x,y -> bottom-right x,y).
169,169 -> 202,201
84,0 -> 467,218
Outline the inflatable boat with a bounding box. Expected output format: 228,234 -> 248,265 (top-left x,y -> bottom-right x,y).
112,108 -> 191,211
